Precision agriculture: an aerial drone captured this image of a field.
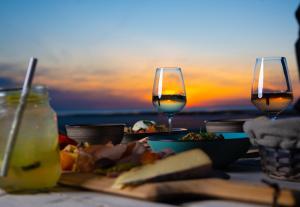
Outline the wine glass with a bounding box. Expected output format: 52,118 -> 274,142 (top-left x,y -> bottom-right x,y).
152,67 -> 186,132
251,57 -> 293,120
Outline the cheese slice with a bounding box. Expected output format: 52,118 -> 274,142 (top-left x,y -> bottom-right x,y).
113,149 -> 212,189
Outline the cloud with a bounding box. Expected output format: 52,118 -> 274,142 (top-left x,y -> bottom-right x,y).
0,77 -> 20,88
0,62 -> 26,89
205,98 -> 251,108
1,60 -> 298,111
48,88 -> 151,110
0,63 -> 18,71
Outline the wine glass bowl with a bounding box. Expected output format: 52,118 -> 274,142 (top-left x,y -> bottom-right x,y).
251,57 -> 293,119
152,67 -> 186,131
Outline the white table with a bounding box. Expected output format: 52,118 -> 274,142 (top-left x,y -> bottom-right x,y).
0,158 -> 298,207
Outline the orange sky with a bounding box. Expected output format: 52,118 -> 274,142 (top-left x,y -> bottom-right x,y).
29,57 -> 299,110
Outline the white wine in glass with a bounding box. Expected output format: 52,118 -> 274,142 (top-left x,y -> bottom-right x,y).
251,57 -> 293,120
152,67 -> 186,131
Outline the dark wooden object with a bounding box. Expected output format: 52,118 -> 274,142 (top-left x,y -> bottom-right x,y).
295,6 -> 300,111
59,173 -> 298,206
296,6 -> 300,77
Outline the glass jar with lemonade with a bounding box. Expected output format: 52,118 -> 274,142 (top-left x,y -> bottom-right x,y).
0,85 -> 61,191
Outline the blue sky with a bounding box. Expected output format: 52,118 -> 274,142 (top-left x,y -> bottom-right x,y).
1,0 -> 297,60
0,0 -> 299,110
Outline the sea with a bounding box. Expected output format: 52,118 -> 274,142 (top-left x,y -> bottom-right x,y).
55,107 -> 298,134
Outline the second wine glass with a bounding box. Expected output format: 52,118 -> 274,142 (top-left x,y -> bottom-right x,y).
152,67 -> 186,132
251,57 -> 293,120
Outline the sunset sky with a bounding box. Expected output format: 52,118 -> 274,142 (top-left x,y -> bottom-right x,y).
0,0 -> 299,111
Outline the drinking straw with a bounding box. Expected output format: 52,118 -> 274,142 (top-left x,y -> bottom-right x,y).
0,57 -> 38,176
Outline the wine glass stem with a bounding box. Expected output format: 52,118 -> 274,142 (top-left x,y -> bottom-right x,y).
271,116 -> 277,121
267,112 -> 278,121
168,115 -> 173,132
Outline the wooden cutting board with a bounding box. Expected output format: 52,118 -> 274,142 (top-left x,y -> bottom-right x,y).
59,173 -> 299,206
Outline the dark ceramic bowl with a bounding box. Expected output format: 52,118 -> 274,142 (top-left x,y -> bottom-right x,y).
122,128 -> 188,143
148,133 -> 250,169
65,124 -> 125,145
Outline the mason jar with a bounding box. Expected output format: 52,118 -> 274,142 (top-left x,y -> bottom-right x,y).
0,85 -> 61,191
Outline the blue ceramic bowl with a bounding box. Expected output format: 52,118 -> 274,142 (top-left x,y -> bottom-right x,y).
148,132 -> 250,168
215,132 -> 247,139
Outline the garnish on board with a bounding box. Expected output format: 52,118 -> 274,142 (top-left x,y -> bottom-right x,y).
59,134 -> 78,150
180,132 -> 224,141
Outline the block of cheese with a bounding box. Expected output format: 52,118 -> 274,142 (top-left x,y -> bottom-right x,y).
113,149 -> 212,189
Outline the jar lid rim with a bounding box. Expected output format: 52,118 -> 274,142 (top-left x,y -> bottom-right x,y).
0,85 -> 47,92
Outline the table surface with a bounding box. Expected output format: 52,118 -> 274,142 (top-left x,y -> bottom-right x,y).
0,158 -> 299,207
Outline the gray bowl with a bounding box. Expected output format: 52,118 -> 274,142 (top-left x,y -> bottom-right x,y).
65,124 -> 125,145
205,119 -> 247,133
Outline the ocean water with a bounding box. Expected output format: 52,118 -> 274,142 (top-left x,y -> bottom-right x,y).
56,107 -> 300,134
56,109 -> 264,134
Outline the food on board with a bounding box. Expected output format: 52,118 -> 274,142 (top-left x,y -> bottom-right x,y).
60,141 -> 167,176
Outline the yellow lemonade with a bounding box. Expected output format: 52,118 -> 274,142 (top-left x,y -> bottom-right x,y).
0,86 -> 61,191
0,138 -> 61,191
